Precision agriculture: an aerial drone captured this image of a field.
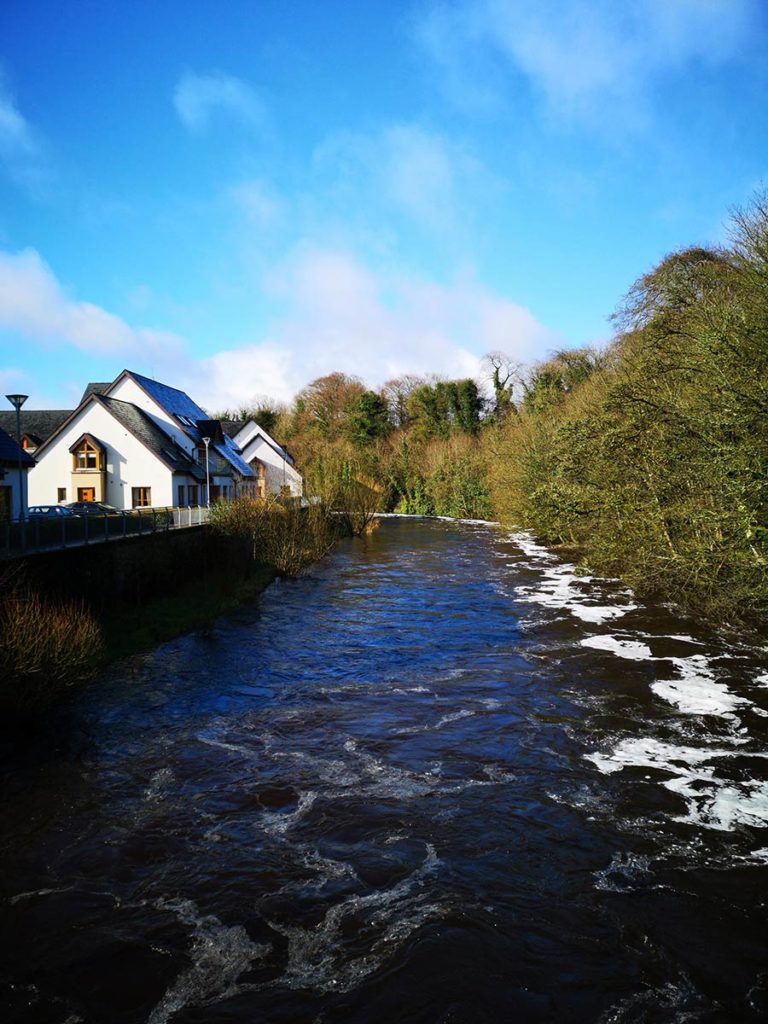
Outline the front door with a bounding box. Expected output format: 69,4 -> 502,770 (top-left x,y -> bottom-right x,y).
77,487 -> 95,502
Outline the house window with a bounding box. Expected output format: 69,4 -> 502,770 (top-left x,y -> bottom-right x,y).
177,484 -> 186,507
57,487 -> 66,503
188,484 -> 199,506
132,487 -> 151,508
73,438 -> 101,471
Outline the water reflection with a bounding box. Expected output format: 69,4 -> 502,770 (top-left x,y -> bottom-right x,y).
1,518 -> 767,1023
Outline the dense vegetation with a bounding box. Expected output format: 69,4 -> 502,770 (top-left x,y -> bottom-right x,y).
222,194 -> 768,625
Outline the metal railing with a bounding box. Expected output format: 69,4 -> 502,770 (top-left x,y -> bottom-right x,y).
0,505 -> 210,559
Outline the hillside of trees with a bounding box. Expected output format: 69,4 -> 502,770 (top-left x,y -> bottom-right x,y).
218,194 -> 768,626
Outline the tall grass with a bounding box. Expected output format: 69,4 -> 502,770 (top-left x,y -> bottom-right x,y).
0,578 -> 103,713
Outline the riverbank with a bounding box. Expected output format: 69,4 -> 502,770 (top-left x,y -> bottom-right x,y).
96,561 -> 276,666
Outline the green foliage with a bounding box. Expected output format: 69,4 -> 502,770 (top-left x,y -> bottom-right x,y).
489,193 -> 768,624
346,390 -> 391,447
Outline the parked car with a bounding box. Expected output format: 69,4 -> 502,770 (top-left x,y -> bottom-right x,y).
27,505 -> 80,518
66,501 -> 124,516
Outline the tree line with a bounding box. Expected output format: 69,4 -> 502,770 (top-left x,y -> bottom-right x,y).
217,192 -> 768,625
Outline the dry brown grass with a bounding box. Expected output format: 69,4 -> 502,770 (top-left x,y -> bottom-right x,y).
0,585 -> 103,712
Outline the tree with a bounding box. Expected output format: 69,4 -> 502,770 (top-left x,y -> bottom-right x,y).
346,391 -> 391,447
482,351 -> 520,419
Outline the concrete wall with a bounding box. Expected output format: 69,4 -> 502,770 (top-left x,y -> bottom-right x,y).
15,525 -> 250,611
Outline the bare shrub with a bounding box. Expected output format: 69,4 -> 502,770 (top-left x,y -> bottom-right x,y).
208,496 -> 337,575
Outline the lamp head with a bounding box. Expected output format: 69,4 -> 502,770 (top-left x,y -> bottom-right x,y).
5,394 -> 28,411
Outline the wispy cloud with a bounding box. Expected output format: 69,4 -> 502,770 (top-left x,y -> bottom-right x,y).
185,245 -> 558,408
415,0 -> 760,123
0,75 -> 51,195
313,123 -> 495,236
0,248 -> 184,359
173,71 -> 267,133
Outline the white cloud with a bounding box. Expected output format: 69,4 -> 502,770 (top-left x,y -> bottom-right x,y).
228,179 -> 283,228
187,246 -> 558,409
173,71 -> 267,133
313,123 -> 494,235
0,77 -> 50,193
0,248 -> 184,360
416,0 -> 759,121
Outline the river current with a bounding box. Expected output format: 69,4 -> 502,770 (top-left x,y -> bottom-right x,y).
1,518 -> 767,1023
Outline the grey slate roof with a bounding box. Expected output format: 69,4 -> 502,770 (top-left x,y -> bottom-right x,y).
123,370 -> 254,478
0,409 -> 72,447
0,426 -> 35,466
96,397 -> 205,480
79,382 -> 111,404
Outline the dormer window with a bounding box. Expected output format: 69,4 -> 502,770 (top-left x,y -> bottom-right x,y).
72,438 -> 102,471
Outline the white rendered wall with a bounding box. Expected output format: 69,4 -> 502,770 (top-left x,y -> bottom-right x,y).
29,402 -> 174,508
232,423 -> 303,496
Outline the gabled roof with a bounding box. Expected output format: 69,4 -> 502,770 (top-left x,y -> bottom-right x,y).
0,426 -> 35,467
115,370 -> 254,479
0,409 -> 72,448
223,418 -> 295,466
68,432 -> 106,454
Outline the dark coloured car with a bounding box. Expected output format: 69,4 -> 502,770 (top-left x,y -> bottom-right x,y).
27,505 -> 80,518
66,501 -> 124,516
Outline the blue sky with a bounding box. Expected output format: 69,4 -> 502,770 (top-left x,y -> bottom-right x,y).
0,0 -> 766,411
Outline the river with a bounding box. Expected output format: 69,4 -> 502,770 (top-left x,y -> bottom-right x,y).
1,517 -> 767,1023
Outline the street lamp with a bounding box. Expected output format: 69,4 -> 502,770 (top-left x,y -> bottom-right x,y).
202,436 -> 211,508
5,393 -> 28,547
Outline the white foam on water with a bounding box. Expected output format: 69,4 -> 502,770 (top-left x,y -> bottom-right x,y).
393,708 -> 475,737
143,767 -> 174,802
508,531 -> 556,561
260,792 -> 318,836
266,844 -> 442,994
148,897 -> 270,1024
571,604 -> 635,624
9,885 -> 75,905
593,852 -> 655,893
586,737 -> 768,832
580,635 -> 654,661
586,736 -> 738,776
516,561 -> 636,625
756,672 -> 768,688
651,656 -> 750,717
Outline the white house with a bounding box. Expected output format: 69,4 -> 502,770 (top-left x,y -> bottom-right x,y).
0,426 -> 35,521
28,370 -> 255,509
222,419 -> 303,498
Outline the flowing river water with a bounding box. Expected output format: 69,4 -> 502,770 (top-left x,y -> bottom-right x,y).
2,518 -> 768,1023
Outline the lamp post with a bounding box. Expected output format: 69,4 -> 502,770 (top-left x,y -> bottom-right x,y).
202,436 -> 211,508
5,393 -> 28,548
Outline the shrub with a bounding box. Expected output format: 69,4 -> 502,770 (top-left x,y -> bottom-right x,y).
208,497 -> 337,575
